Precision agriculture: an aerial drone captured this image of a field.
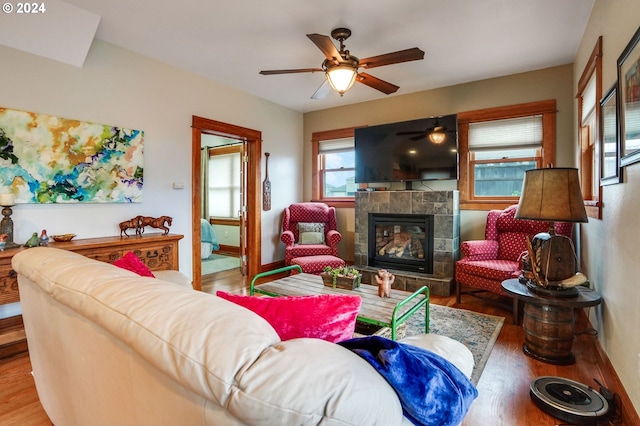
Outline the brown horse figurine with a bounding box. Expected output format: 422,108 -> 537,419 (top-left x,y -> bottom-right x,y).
119,215 -> 143,237
139,215 -> 172,234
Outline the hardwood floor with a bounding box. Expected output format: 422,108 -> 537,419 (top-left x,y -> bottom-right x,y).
2,270 -> 637,425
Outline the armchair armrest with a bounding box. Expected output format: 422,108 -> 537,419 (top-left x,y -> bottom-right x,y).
281,230 -> 295,247
326,229 -> 342,247
460,240 -> 499,261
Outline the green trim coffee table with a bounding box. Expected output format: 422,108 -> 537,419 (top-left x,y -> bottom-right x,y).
250,266 -> 429,340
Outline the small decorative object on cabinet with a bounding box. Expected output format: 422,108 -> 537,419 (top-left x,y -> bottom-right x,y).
321,265 -> 361,290
39,229 -> 49,246
24,232 -> 39,248
52,233 -> 76,242
140,215 -> 172,235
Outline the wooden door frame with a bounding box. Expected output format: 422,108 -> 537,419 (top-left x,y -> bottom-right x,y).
191,116 -> 261,291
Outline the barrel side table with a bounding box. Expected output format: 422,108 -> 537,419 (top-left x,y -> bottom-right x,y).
501,278 -> 601,365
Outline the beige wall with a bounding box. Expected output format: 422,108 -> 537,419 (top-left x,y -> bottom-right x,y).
303,64 -> 575,261
575,0 -> 640,411
0,39 -> 303,292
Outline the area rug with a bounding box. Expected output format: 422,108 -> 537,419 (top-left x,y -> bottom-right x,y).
405,304 -> 505,384
202,254 -> 241,275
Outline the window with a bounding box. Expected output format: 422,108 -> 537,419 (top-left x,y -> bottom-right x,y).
208,146 -> 241,219
576,37 -> 602,219
312,127 -> 359,207
458,100 -> 557,210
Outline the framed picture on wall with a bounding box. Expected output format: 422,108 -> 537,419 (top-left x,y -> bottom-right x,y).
618,25 -> 640,167
600,82 -> 622,185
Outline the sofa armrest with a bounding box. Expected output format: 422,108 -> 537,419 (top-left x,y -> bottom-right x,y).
281,230 -> 295,247
460,240 -> 499,261
326,229 -> 342,247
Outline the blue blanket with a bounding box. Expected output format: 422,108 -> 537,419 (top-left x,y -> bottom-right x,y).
201,218 -> 219,250
339,336 -> 477,426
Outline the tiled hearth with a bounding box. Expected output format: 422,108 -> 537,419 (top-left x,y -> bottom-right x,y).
354,190 -> 459,296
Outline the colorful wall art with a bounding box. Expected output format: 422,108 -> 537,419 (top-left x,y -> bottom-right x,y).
0,107 -> 143,203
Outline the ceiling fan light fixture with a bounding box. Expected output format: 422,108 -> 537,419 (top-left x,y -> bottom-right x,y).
326,64 -> 358,96
428,130 -> 446,144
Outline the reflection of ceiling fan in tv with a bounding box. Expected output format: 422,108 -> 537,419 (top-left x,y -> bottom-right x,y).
396,116 -> 452,144
259,28 -> 424,99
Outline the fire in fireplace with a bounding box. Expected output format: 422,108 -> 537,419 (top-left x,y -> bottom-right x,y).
368,213 -> 434,273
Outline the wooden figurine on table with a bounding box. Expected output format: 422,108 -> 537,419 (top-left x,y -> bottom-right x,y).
375,269 -> 395,298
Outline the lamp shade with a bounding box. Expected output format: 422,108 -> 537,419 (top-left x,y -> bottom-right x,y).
515,167 -> 588,223
326,65 -> 357,96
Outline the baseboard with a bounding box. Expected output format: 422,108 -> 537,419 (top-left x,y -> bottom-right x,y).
217,245 -> 239,256
591,322 -> 640,424
261,260 -> 286,273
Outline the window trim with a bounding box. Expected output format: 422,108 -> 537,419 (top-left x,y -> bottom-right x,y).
576,36 -> 603,220
458,99 -> 557,210
311,127 -> 361,208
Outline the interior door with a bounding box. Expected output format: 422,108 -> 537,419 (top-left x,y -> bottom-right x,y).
239,140 -> 248,275
191,116 -> 262,291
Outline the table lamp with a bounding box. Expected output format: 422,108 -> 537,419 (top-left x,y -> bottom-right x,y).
515,167 -> 588,297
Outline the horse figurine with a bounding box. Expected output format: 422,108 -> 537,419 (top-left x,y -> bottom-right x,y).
375,269 -> 395,298
119,215 -> 143,237
140,215 -> 172,235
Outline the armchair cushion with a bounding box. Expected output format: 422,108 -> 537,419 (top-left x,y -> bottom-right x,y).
460,240 -> 499,261
298,222 -> 325,244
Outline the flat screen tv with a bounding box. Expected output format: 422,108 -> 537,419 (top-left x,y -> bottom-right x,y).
354,114 -> 458,183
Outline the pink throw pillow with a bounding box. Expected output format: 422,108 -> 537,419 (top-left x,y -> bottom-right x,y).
113,251 -> 155,277
216,291 -> 361,343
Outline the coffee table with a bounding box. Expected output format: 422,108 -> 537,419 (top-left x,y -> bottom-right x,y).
250,266 -> 429,340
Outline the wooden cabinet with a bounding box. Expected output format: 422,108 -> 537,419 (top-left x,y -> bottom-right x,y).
0,233 -> 183,358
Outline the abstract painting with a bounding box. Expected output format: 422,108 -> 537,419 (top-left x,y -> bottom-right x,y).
0,107 -> 143,203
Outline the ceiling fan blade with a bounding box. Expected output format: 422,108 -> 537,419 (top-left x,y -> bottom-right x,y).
311,79 -> 331,100
307,33 -> 343,63
396,130 -> 430,135
359,48 -> 425,69
259,68 -> 323,75
357,72 -> 399,94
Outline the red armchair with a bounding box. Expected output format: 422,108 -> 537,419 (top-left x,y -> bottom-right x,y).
455,205 -> 573,316
281,202 -> 342,265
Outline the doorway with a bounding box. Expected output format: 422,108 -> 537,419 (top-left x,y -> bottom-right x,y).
191,116 -> 262,291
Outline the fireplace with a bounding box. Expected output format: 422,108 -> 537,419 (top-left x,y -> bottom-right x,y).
354,190 -> 460,296
368,213 -> 434,273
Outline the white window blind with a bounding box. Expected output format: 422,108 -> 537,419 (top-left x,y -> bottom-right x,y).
208,152 -> 240,218
319,137 -> 354,153
582,74 -> 597,123
469,116 -> 543,151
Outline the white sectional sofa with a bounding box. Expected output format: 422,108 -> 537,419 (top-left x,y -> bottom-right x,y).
13,247 -> 474,425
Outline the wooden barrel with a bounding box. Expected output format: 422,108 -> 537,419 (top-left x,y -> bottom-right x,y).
522,303 -> 575,362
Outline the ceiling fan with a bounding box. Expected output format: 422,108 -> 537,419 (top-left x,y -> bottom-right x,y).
396,116 -> 451,144
259,28 -> 424,99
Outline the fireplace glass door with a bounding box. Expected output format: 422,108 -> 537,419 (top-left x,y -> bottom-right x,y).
368,213 -> 434,273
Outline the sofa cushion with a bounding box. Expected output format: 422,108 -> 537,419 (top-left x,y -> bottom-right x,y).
113,251 -> 155,277
216,291 -> 361,343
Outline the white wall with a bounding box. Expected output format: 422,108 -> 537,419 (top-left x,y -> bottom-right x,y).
0,39 -> 303,308
575,0 -> 640,411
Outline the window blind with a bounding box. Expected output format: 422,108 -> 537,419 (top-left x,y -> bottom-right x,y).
208,153 -> 240,218
319,137 -> 354,154
469,115 -> 543,150
581,74 -> 597,123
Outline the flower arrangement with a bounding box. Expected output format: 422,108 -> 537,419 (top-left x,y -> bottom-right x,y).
321,265 -> 361,290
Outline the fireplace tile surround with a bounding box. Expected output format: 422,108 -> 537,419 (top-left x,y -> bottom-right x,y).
354,190 -> 459,296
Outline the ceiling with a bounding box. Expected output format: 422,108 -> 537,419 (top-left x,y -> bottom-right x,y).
2,0 -> 595,113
